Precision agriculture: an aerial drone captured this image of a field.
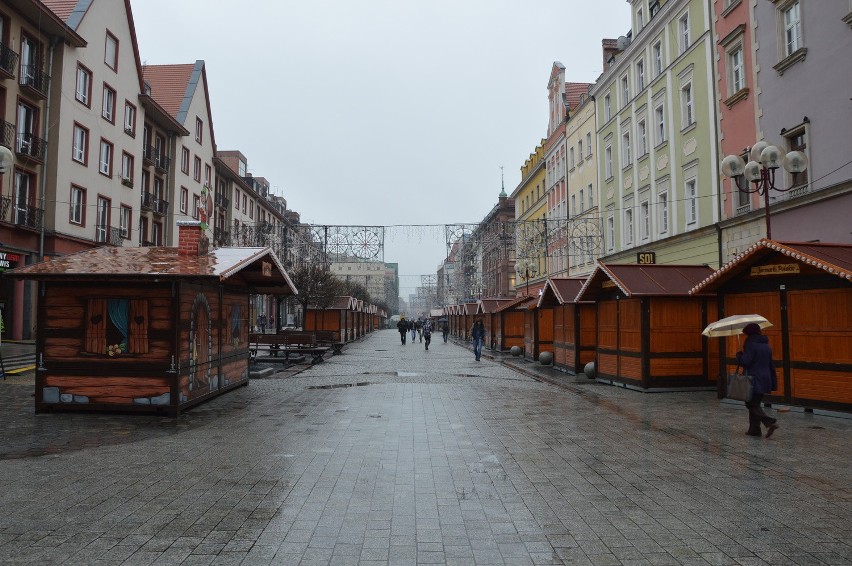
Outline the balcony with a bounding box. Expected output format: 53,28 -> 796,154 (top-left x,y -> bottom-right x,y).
0,196 -> 10,222
96,225 -> 124,247
214,192 -> 230,210
141,192 -> 170,217
0,43 -> 19,79
0,120 -> 13,150
19,64 -> 49,98
735,203 -> 751,216
142,145 -> 170,172
16,132 -> 47,162
214,227 -> 231,246
13,203 -> 43,230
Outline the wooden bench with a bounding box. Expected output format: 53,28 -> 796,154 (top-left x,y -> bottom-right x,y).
250,331 -> 329,364
313,330 -> 344,355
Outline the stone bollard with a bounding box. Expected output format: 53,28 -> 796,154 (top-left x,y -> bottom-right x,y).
510,346 -> 522,357
538,351 -> 553,365
584,361 -> 596,379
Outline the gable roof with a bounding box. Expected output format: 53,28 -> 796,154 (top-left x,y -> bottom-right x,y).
15,0 -> 86,46
477,298 -> 508,314
494,295 -> 536,314
577,263 -> 715,301
462,302 -> 478,315
689,240 -> 852,294
142,61 -> 217,150
5,246 -> 297,296
537,277 -> 588,307
565,82 -> 592,110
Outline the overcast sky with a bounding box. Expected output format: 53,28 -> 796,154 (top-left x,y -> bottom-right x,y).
132,0 -> 630,296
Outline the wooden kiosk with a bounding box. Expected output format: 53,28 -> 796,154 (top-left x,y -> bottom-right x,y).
304,296 -> 355,343
477,299 -> 507,350
493,296 -> 535,352
523,299 -> 551,362
690,240 -> 852,412
5,222 -> 297,416
576,263 -> 715,391
538,277 -> 595,373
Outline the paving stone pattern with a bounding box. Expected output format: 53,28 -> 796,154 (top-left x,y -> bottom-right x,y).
0,330 -> 850,565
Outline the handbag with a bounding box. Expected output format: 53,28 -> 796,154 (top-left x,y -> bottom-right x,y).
726,366 -> 754,402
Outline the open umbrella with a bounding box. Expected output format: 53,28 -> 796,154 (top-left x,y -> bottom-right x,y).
702,314 -> 773,338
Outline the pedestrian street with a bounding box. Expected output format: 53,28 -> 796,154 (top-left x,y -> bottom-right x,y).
0,330 -> 850,565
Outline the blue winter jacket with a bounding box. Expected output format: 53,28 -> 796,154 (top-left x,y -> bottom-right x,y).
736,334 -> 778,395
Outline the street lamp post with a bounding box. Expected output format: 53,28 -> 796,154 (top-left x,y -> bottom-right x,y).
515,259 -> 538,297
721,140 -> 808,240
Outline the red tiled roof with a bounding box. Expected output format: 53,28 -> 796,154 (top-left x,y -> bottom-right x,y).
577,263 -> 715,301
565,82 -> 592,110
142,64 -> 194,119
41,0 -> 77,22
689,240 -> 852,294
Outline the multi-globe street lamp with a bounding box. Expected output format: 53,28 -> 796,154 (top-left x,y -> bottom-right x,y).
720,140 -> 809,240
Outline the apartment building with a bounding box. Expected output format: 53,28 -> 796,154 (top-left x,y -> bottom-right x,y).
591,0 -> 721,268
565,91 -> 599,277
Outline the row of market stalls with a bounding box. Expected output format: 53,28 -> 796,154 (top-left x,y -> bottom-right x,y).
302,296 -> 387,343
444,240 -> 852,413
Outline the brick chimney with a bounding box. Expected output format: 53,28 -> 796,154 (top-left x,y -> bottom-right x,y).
177,221 -> 207,256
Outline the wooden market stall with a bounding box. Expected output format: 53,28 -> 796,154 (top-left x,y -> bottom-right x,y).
303,296 -> 355,343
477,299 -> 508,350
576,263 -> 715,391
690,240 -> 852,412
493,295 -> 536,352
5,222 -> 297,416
461,302 -> 478,340
523,298 -> 553,362
538,277 -> 595,373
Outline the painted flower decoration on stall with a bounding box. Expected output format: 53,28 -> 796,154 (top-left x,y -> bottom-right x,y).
107,342 -> 126,357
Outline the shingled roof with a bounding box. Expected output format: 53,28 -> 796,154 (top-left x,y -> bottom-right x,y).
142,64 -> 196,119
564,82 -> 592,110
577,263 -> 715,302
537,277 -> 588,307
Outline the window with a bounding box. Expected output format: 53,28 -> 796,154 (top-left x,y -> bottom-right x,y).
16,101 -> 38,156
152,222 -> 162,246
104,31 -> 118,71
729,46 -> 745,93
786,128 -> 808,186
621,75 -> 630,107
650,0 -> 660,17
685,179 -> 697,224
622,132 -> 632,166
579,189 -> 585,212
242,194 -> 247,213
640,201 -> 649,240
234,189 -> 240,210
120,205 -> 131,239
180,187 -> 188,213
636,60 -> 645,91
681,83 -> 694,128
625,209 -> 634,245
19,35 -> 40,88
195,117 -> 203,143
604,94 -> 612,121
588,184 -> 594,209
141,170 -> 150,194
72,124 -> 88,164
655,105 -> 666,144
679,12 -> 690,53
95,197 -> 110,243
193,195 -> 200,220
586,133 -> 592,157
102,84 -> 116,123
181,147 -> 190,174
99,139 -> 113,176
577,140 -> 583,163
653,40 -> 663,76
605,145 -> 613,179
607,216 -> 615,251
659,192 -> 669,233
571,195 -> 576,216
70,185 -> 85,225
637,8 -> 644,30
124,102 -> 136,135
782,1 -> 801,56
249,200 -> 254,219
153,177 -> 164,200
569,147 -> 575,169
121,152 -> 133,183
75,65 -> 91,106
638,120 -> 647,157
193,156 -> 201,182
204,164 -> 211,186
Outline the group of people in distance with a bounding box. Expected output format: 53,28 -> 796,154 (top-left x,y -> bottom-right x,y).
396,316 -> 449,350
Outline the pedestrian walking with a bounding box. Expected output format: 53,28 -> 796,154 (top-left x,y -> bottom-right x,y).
257,314 -> 266,333
441,321 -> 449,343
416,319 -> 423,342
422,319 -> 432,350
410,321 -> 417,343
397,317 -> 408,345
471,319 -> 485,361
736,323 -> 780,438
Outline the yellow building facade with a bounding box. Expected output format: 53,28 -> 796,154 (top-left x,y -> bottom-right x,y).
510,140 -> 548,293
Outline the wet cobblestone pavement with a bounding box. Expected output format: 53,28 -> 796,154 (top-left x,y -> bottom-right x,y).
0,330 -> 850,565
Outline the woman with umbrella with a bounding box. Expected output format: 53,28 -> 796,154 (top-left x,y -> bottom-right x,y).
736,323 -> 780,438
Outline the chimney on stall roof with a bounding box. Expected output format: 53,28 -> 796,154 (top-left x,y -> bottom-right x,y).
177,221 -> 208,256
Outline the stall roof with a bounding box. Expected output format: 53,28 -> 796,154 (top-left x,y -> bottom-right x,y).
577,263 -> 715,301
494,295 -> 536,313
477,298 -> 509,314
462,302 -> 478,315
308,296 -> 356,310
537,277 -> 588,307
5,245 -> 297,295
690,240 -> 852,294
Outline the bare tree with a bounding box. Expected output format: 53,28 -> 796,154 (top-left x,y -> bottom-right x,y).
287,262 -> 344,327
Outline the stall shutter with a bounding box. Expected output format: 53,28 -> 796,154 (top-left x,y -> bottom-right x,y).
85,298 -> 107,354
128,299 -> 149,353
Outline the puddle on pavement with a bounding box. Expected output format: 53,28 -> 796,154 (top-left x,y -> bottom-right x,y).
307,382 -> 373,390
